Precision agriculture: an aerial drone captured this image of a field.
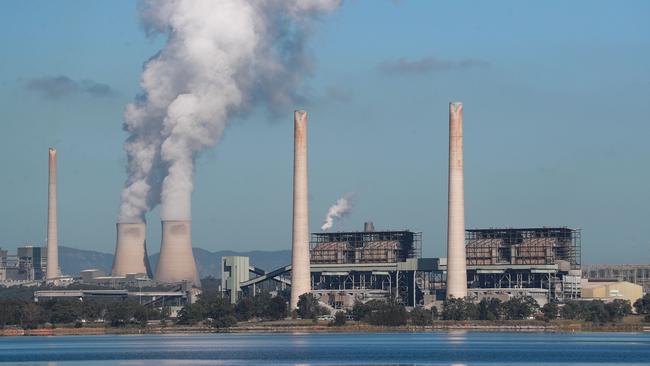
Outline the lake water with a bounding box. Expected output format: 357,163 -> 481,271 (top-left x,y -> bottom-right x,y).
0,331 -> 649,365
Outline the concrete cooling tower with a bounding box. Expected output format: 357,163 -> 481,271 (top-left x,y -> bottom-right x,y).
111,223 -> 153,277
290,110 -> 311,309
446,102 -> 467,299
154,220 -> 201,288
46,148 -> 60,279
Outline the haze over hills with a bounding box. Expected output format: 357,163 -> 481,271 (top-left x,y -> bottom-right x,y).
59,246 -> 291,279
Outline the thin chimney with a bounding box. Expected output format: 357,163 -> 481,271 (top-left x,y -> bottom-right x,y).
290,110 -> 311,309
46,148 -> 60,279
446,102 -> 467,298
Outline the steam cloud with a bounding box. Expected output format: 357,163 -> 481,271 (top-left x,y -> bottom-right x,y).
118,0 -> 341,223
321,193 -> 354,231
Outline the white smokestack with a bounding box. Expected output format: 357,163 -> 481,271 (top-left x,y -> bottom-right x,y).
321,193 -> 354,231
446,102 -> 467,299
290,110 -> 311,309
111,223 -> 152,277
117,0 -> 341,224
155,220 -> 200,288
46,148 -> 60,279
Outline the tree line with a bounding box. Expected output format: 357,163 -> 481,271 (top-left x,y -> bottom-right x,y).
1,292 -> 645,329
0,299 -> 163,328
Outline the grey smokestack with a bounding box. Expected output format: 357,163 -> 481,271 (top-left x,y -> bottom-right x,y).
46,148 -> 60,279
446,102 -> 467,299
111,223 -> 153,277
364,222 -> 375,232
290,110 -> 311,309
154,220 -> 200,288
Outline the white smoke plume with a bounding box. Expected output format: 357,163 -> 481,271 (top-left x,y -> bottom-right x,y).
321,193 -> 354,231
118,0 -> 341,223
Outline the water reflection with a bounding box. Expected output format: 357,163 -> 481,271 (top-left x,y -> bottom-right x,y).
445,330 -> 467,344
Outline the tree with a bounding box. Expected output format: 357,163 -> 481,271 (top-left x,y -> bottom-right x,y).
351,301 -> 372,321
584,300 -> 609,324
105,301 -> 135,327
177,303 -> 204,325
541,302 -> 559,322
47,300 -> 82,324
235,297 -> 254,321
203,295 -> 237,328
605,299 -> 631,322
478,298 -> 501,320
561,301 -> 586,320
442,298 -> 477,321
409,306 -> 432,326
633,294 -> 650,315
365,301 -> 408,326
430,306 -> 439,320
333,311 -> 346,326
18,302 -> 47,328
266,296 -> 288,320
297,293 -> 327,319
502,296 -> 538,320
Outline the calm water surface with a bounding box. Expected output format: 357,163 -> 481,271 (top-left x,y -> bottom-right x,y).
0,331 -> 649,365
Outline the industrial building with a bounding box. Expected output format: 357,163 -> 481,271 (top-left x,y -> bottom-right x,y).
0,246 -> 48,283
463,227 -> 582,303
581,281 -> 643,307
221,256 -> 250,304
223,223 -> 438,308
582,264 -> 650,293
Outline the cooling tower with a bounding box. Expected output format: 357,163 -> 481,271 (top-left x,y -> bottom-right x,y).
111,223 -> 153,277
46,148 -> 60,279
446,102 -> 467,299
290,110 -> 311,309
154,220 -> 201,288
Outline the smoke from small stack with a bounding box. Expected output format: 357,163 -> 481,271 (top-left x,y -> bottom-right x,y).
446,102 -> 467,299
46,148 -> 60,279
290,110 -> 311,309
321,193 -> 354,231
117,0 -> 341,223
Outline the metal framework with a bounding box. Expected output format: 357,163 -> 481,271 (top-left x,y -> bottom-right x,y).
310,231 -> 421,264
466,227 -> 581,268
583,264 -> 650,293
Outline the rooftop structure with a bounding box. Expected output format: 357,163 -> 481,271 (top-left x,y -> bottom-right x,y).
466,227 -> 581,268
311,230 -> 421,265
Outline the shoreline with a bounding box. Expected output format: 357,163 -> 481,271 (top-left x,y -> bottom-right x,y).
2,321 -> 648,336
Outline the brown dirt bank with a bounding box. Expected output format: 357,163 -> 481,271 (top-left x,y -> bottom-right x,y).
2,319 -> 648,336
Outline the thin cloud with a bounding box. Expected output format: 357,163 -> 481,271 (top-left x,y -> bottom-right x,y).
379,57 -> 490,76
26,75 -> 116,99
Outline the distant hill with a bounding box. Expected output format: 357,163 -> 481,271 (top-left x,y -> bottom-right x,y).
59,246 -> 290,278
60,246 -> 114,275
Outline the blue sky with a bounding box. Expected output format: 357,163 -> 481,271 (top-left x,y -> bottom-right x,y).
0,1 -> 648,263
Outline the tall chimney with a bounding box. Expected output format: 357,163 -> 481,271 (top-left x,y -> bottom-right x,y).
46,148 -> 60,279
154,220 -> 200,288
446,102 -> 467,299
112,223 -> 153,277
290,110 -> 311,309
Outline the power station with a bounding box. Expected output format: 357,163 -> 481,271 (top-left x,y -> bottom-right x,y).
12,103 -> 599,311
